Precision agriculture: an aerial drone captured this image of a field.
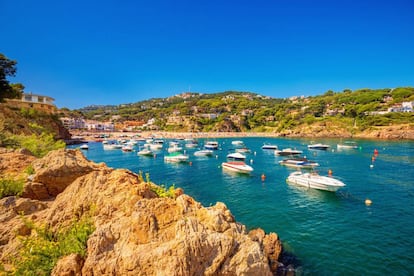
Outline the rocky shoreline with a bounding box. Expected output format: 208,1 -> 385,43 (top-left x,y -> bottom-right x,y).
0,148 -> 293,275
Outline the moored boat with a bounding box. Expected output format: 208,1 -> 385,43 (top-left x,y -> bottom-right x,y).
204,141 -> 219,150
279,157 -> 320,169
194,149 -> 214,157
221,161 -> 253,174
274,148 -> 303,156
261,144 -> 278,150
80,144 -> 89,150
164,152 -> 190,163
137,148 -> 154,156
337,141 -> 358,149
286,171 -> 345,192
308,143 -> 330,150
226,152 -> 247,161
231,140 -> 244,146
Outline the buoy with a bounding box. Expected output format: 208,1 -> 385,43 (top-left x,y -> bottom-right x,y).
371,156 -> 376,162
261,174 -> 266,181
254,151 -> 257,156
370,164 -> 374,168
250,159 -> 253,164
365,199 -> 372,206
328,169 -> 332,176
374,149 -> 379,155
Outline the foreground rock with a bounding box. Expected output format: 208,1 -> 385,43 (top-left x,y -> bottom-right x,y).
0,149 -> 284,275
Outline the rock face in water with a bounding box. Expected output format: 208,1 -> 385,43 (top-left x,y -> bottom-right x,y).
0,149 -> 283,275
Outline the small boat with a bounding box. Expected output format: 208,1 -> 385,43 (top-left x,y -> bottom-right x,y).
204,141 -> 219,150
337,141 -> 358,149
185,140 -> 198,148
261,144 -> 278,150
164,152 -> 189,163
279,157 -> 320,169
167,145 -> 183,153
286,171 -> 345,192
308,143 -> 330,150
194,149 -> 214,157
231,140 -> 244,146
235,147 -> 251,153
103,143 -> 122,150
137,148 -> 154,156
274,148 -> 303,156
80,144 -> 89,150
227,152 -> 247,161
122,145 -> 134,152
222,161 -> 253,174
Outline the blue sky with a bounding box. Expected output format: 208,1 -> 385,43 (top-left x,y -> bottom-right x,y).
2,0 -> 413,109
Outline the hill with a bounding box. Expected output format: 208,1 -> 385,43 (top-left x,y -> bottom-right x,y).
69,87 -> 414,139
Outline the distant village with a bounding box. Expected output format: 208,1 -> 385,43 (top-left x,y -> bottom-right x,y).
4,91 -> 414,133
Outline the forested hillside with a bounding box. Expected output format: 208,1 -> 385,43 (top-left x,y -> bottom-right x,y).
65,87 -> 414,136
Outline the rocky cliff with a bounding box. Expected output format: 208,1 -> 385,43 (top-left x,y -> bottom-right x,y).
0,149 -> 285,275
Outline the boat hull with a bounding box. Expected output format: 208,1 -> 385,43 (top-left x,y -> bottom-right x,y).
286,172 -> 345,192
222,162 -> 253,174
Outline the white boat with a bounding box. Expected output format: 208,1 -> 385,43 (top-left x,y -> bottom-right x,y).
231,140 -> 244,146
337,141 -> 358,149
279,157 -> 320,169
194,149 -> 214,157
103,144 -> 121,150
286,171 -> 345,192
261,144 -> 278,150
226,152 -> 246,161
222,161 -> 253,174
235,147 -> 251,153
185,140 -> 198,148
137,148 -> 154,156
274,148 -> 303,156
122,145 -> 134,152
308,143 -> 330,150
167,145 -> 183,153
164,152 -> 189,163
80,144 -> 89,150
204,141 -> 219,150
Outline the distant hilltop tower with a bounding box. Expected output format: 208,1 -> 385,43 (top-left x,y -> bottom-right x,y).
5,92 -> 57,114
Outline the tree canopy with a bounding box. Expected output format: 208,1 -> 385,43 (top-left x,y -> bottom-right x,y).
0,53 -> 22,102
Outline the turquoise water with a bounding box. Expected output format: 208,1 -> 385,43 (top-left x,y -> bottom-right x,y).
69,137 -> 414,275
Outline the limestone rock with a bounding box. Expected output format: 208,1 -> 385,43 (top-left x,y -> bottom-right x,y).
0,149 -> 283,275
0,148 -> 35,176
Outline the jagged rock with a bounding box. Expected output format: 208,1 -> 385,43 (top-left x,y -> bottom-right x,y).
0,148 -> 35,176
52,254 -> 84,276
27,149 -> 102,199
0,149 -> 283,275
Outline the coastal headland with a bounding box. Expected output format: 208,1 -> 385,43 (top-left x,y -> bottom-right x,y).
0,148 -> 288,274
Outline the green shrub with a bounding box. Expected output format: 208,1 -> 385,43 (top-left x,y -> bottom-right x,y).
150,184 -> 176,198
0,177 -> 24,199
13,213 -> 95,275
12,133 -> 65,158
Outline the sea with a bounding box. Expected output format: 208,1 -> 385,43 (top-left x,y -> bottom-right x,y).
68,137 -> 414,275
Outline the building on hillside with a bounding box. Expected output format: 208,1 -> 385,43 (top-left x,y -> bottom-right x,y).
85,120 -> 115,132
5,92 -> 57,114
60,117 -> 86,129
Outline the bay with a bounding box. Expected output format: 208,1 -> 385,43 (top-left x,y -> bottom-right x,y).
69,137 -> 414,275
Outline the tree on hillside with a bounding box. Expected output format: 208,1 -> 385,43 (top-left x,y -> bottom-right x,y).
0,53 -> 22,102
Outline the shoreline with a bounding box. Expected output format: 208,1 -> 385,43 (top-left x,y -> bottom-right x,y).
67,127 -> 414,143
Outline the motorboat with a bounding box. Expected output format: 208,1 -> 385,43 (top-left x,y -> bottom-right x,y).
235,147 -> 251,153
286,171 -> 345,192
337,141 -> 358,149
261,144 -> 278,150
204,141 -> 219,150
122,145 -> 134,152
274,148 -> 303,156
279,157 -> 320,169
221,161 -> 253,174
80,144 -> 89,150
194,149 -> 214,157
226,152 -> 246,161
231,140 -> 244,146
185,140 -> 198,148
167,145 -> 183,153
164,152 -> 189,163
137,148 -> 154,156
308,143 -> 330,150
